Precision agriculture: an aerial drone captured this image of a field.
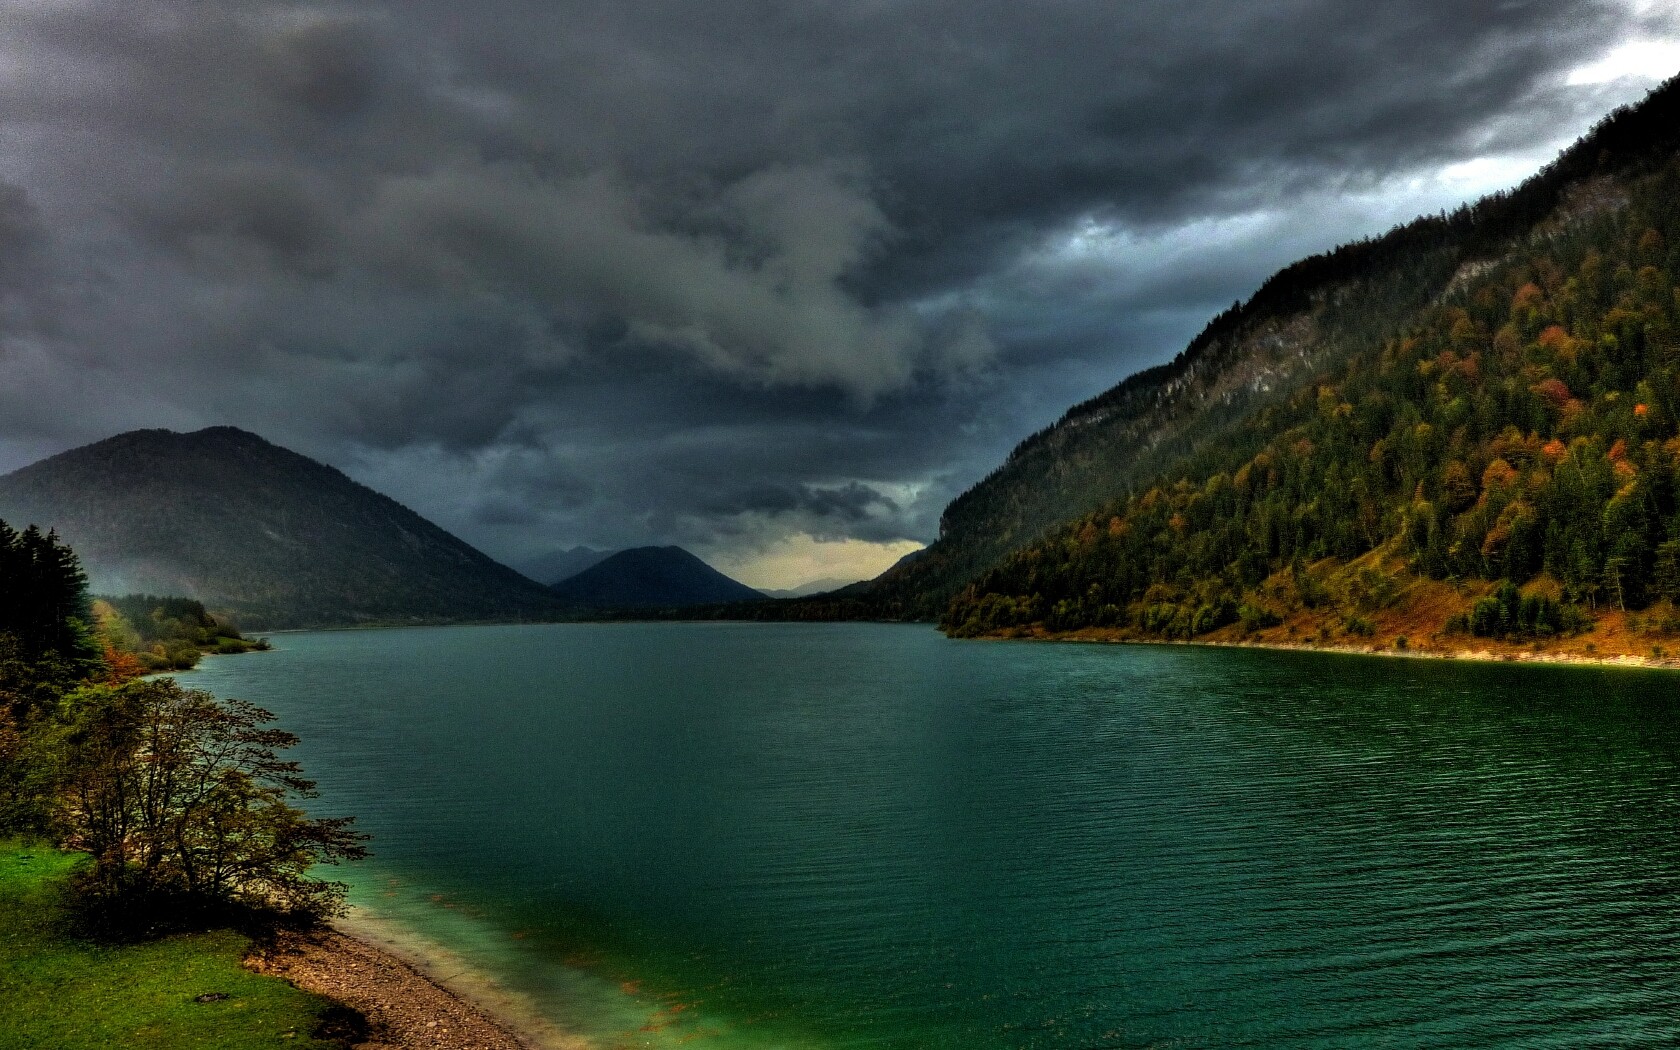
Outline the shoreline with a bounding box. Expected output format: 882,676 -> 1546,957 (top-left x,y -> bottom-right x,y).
249,908 -> 589,1050
248,616 -> 1680,671
976,627 -> 1680,671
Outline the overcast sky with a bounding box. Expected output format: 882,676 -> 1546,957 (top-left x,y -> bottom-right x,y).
1,0 -> 1677,587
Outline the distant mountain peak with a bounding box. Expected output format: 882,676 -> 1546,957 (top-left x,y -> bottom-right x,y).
514,545 -> 615,587
551,545 -> 764,610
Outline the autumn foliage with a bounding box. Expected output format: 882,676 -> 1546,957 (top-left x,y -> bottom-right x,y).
947,156 -> 1680,640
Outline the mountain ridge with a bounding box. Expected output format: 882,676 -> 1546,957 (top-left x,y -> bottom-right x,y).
0,426 -> 568,629
550,546 -> 765,609
934,74 -> 1680,655
804,73 -> 1680,625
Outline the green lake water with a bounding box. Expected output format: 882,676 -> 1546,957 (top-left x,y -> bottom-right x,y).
185,622 -> 1680,1048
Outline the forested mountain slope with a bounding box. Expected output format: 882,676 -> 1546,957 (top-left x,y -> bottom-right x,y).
942,76 -> 1680,652
0,427 -> 568,629
830,75 -> 1680,632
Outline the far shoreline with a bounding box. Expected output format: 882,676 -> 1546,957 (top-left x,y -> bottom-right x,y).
229,617 -> 1680,673
964,627 -> 1680,673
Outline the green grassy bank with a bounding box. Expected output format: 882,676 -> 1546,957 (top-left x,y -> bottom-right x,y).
0,840 -> 345,1050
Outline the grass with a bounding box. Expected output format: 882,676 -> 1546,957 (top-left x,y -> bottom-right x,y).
0,839 -> 346,1050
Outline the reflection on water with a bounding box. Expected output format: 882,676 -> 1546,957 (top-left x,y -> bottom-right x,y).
189,624 -> 1680,1048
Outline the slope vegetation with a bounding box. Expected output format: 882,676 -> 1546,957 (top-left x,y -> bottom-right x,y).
944,77 -> 1680,655
816,76 -> 1680,625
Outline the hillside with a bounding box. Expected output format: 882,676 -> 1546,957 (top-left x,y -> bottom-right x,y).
551,547 -> 765,609
939,76 -> 1680,655
761,74 -> 1680,633
0,427 -> 568,629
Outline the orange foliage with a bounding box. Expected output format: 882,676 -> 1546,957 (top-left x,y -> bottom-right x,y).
1480,521 -> 1512,558
1537,325 -> 1572,351
1541,439 -> 1568,463
1532,377 -> 1572,407
103,645 -> 146,684
1608,438 -> 1628,462
1635,402 -> 1650,417
1480,458 -> 1518,493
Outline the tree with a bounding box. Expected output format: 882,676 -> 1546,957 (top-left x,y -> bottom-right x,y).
1655,539 -> 1680,603
0,520 -> 101,833
60,678 -> 367,925
0,524 -> 101,674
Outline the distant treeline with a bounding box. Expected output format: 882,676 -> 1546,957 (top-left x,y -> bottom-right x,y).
93,594 -> 270,673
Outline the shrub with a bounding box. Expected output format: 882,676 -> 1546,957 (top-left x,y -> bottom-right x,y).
1454,580 -> 1589,639
59,678 -> 367,928
1343,615 -> 1377,637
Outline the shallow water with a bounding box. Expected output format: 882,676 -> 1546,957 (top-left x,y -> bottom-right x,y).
187,622 -> 1680,1048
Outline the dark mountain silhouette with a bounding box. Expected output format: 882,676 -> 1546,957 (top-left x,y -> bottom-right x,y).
551,546 -> 765,609
0,427 -> 567,629
515,546 -> 615,586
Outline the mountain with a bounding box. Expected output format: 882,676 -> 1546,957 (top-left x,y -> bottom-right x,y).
0,427 -> 568,629
813,74 -> 1680,648
761,576 -> 865,599
551,546 -> 766,609
933,75 -> 1680,647
515,546 -> 615,586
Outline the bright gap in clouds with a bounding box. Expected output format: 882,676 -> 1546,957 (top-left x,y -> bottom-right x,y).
1567,38 -> 1680,86
707,535 -> 925,592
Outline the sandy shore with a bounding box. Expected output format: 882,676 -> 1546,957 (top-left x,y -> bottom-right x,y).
248,912 -> 589,1050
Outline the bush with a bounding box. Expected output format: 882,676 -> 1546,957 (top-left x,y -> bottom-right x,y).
59,679 -> 366,927
1452,581 -> 1590,639
1343,615 -> 1377,637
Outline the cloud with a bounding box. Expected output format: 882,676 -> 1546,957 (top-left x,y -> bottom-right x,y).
0,0 -> 1669,579
349,161 -> 945,395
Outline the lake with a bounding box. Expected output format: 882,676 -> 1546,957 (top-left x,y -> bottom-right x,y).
186,622 -> 1680,1048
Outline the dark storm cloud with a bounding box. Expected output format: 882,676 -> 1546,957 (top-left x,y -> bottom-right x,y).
705,481 -> 897,522
0,0 -> 1667,576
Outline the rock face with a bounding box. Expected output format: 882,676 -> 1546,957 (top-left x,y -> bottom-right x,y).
0,426 -> 566,629
550,546 -> 765,609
